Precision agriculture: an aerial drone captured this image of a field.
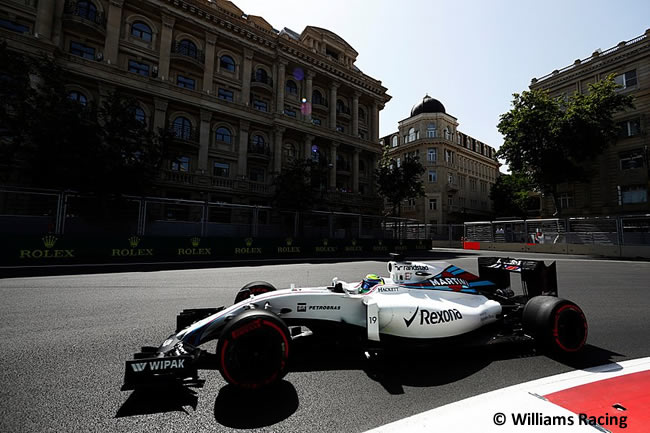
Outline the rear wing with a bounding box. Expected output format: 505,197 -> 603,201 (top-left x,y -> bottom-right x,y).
477,257 -> 558,298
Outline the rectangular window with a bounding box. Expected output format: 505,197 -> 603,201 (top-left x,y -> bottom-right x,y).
218,88 -> 234,102
448,195 -> 453,206
253,100 -> 267,112
470,199 -> 477,207
128,60 -> 150,76
459,197 -> 466,206
0,19 -> 29,33
614,70 -> 637,89
618,118 -> 641,137
620,149 -> 644,170
559,193 -> 574,209
428,170 -> 437,183
448,173 -> 454,184
427,148 -> 437,162
429,198 -> 437,210
621,185 -> 647,204
213,161 -> 230,177
177,75 -> 195,90
396,157 -> 401,168
171,156 -> 190,172
470,178 -> 477,191
249,168 -> 265,183
445,150 -> 454,163
284,106 -> 297,117
70,41 -> 95,60
459,176 -> 466,188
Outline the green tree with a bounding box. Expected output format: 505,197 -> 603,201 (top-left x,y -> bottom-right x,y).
375,149 -> 425,217
490,173 -> 537,218
273,158 -> 328,211
497,76 -> 633,215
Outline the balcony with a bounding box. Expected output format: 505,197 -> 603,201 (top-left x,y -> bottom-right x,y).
248,143 -> 271,159
312,97 -> 328,110
211,176 -> 235,190
251,72 -> 273,90
170,41 -> 205,66
63,1 -> 106,33
162,170 -> 193,185
336,104 -> 351,118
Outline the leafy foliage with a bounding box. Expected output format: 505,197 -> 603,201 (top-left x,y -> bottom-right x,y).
273,157 -> 329,210
497,76 -> 634,213
0,43 -> 169,195
490,173 -> 537,218
375,148 -> 425,216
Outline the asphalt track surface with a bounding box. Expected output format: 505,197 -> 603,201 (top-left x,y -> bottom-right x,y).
1,250 -> 649,433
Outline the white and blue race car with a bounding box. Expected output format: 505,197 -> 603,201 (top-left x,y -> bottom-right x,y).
123,254 -> 588,390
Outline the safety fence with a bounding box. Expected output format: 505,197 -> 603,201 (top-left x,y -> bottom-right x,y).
464,217 -> 650,246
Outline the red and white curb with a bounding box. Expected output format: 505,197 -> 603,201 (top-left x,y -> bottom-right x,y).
366,357 -> 650,432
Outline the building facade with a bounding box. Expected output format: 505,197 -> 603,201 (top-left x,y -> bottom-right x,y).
382,96 -> 500,224
0,0 -> 391,214
530,29 -> 650,217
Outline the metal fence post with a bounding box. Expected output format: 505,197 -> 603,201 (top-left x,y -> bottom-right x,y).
252,207 -> 259,237
201,201 -> 208,237
59,192 -> 69,235
55,191 -> 64,235
294,211 -> 299,238
329,213 -> 334,239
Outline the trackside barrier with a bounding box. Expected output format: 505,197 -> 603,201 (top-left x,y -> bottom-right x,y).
0,236 -> 433,267
458,241 -> 650,259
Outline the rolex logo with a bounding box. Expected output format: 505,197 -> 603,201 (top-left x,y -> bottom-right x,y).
351,239 -> 357,246
42,235 -> 58,249
190,237 -> 201,247
128,236 -> 141,248
245,237 -> 253,247
286,237 -> 293,246
378,240 -> 383,246
322,238 -> 329,246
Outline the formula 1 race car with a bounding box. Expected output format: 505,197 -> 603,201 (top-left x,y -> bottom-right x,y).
122,254 -> 588,390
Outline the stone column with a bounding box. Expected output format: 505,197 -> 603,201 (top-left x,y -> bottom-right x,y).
371,102 -> 381,142
273,127 -> 285,173
241,48 -> 253,105
352,149 -> 360,193
35,0 -> 56,40
329,82 -> 339,130
237,120 -> 250,178
352,91 -> 360,137
276,60 -> 287,113
103,0 -> 124,65
304,70 -> 314,123
153,98 -> 169,133
203,33 -> 217,94
158,14 -> 175,81
51,0 -> 66,47
304,134 -> 314,160
198,109 -> 212,173
329,143 -> 338,189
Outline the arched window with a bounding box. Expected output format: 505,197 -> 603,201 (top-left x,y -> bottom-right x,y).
336,99 -> 346,113
76,1 -> 97,21
311,144 -> 321,162
215,127 -> 232,144
285,80 -> 298,95
131,21 -> 152,42
408,127 -> 416,142
134,107 -> 146,124
254,68 -> 268,83
427,123 -> 437,138
312,90 -> 325,106
220,55 -> 235,72
359,160 -> 366,174
283,143 -> 296,161
177,39 -> 197,57
67,91 -> 87,106
358,107 -> 366,121
172,116 -> 192,140
444,127 -> 451,140
391,135 -> 398,147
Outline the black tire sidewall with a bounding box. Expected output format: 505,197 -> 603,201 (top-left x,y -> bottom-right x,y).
523,296 -> 587,353
234,281 -> 276,304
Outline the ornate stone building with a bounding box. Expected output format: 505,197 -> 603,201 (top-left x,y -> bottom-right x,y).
530,29 -> 650,217
382,96 -> 500,224
0,0 -> 391,213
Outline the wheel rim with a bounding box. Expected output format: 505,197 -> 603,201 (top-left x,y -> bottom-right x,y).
553,304 -> 587,352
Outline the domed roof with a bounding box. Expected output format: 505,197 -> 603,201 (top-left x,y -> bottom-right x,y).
411,94 -> 446,117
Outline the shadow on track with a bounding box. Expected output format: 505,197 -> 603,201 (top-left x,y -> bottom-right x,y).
213,381 -> 299,429
115,382 -> 203,417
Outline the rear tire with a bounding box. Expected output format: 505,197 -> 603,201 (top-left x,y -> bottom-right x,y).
234,281 -> 276,304
523,296 -> 588,353
217,309 -> 290,390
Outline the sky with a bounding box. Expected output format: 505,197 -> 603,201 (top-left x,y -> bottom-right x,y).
230,0 -> 650,171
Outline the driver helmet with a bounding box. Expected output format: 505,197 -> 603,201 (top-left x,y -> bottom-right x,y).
360,274 -> 384,293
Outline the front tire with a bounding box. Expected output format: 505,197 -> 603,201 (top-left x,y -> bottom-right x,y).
523,296 -> 588,353
234,281 -> 276,304
217,309 -> 290,390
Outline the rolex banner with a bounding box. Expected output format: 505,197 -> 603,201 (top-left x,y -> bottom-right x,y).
0,235 -> 432,266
